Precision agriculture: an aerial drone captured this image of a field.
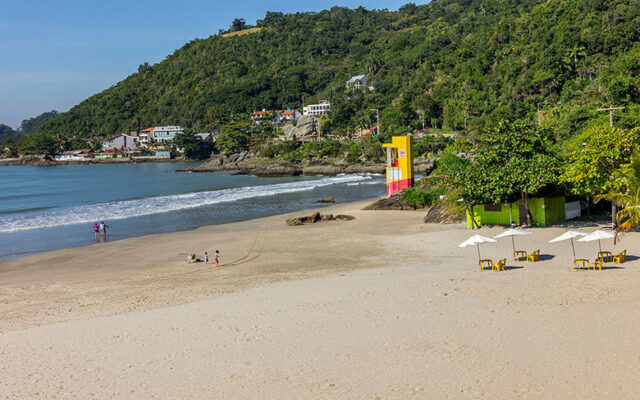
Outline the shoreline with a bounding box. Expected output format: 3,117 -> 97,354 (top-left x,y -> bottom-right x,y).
0,194 -> 381,262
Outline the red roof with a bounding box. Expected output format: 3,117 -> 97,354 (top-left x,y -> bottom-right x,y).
140,127 -> 154,132
252,109 -> 299,119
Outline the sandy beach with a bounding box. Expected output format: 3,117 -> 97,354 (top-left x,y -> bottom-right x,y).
2,199 -> 640,399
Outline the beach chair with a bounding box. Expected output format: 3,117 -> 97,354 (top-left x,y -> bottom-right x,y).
613,250 -> 627,264
492,258 -> 506,271
526,249 -> 540,262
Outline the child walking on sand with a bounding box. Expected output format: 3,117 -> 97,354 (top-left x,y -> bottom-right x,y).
214,250 -> 220,266
204,252 -> 209,264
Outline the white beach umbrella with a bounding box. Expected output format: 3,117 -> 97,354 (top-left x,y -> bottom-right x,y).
459,234 -> 497,261
493,228 -> 532,252
549,230 -> 587,259
577,230 -> 616,254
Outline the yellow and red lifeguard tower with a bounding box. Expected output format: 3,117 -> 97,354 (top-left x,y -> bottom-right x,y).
382,136 -> 414,196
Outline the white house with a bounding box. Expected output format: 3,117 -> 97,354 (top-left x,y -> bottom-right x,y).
138,126 -> 184,144
102,134 -> 138,151
346,75 -> 368,90
303,100 -> 331,116
251,109 -> 301,124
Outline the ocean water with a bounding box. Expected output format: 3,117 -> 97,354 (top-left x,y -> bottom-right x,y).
0,162 -> 386,260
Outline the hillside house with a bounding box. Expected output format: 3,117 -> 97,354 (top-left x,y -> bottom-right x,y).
346,75 -> 368,90
102,134 -> 138,151
251,109 -> 301,124
138,126 -> 184,144
302,100 -> 331,116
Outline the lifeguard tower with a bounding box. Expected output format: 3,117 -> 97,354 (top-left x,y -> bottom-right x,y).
382,136 -> 414,196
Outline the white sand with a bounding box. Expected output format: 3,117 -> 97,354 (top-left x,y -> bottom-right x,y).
1,200 -> 639,399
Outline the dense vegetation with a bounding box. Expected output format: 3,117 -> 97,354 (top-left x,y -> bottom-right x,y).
24,0 -> 640,145
1,111 -> 59,153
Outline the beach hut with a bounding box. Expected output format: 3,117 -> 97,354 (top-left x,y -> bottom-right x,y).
466,196 -> 570,228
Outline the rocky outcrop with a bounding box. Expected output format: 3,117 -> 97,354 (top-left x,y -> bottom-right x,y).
3,155 -> 56,166
182,156 -> 385,176
363,196 -> 428,211
316,196 -> 335,203
282,115 -> 318,140
423,202 -> 465,224
286,212 -> 355,226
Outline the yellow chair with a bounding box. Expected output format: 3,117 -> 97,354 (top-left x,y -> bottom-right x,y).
593,258 -> 603,270
526,249 -> 540,262
492,258 -> 506,271
613,250 -> 627,264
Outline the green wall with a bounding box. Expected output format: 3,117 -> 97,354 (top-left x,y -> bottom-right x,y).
466,196 -> 565,228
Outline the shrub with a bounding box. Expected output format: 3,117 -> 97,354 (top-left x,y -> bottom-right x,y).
401,187 -> 447,206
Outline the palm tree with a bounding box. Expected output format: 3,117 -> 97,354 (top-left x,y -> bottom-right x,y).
565,45 -> 587,72
596,154 -> 640,241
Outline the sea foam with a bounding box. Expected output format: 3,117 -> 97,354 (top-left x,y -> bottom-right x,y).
0,174 -> 374,233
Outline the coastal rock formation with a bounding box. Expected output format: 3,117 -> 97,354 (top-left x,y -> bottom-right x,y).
282,115 -> 318,140
316,196 -> 335,203
183,156 -> 386,176
286,212 -> 355,226
4,155 -> 56,166
423,202 -> 465,224
363,196 -> 428,211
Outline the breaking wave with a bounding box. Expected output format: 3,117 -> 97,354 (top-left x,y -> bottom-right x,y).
0,174 -> 374,233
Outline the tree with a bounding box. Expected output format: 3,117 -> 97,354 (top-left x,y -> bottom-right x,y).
565,45 -> 587,72
463,120 -> 562,225
173,131 -> 214,159
561,126 -> 640,204
230,18 -> 247,32
216,122 -> 252,154
596,154 -> 640,241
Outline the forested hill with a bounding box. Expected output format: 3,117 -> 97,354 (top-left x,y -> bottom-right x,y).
36,0 -> 640,140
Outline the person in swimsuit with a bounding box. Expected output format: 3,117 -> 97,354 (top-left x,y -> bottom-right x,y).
93,223 -> 99,241
99,221 -> 109,241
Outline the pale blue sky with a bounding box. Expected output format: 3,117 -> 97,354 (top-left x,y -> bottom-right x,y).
0,0 -> 413,127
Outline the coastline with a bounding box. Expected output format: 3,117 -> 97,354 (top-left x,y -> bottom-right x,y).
3,199 -> 640,398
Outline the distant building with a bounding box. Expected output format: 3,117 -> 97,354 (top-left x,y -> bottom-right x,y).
303,100 -> 331,117
138,128 -> 154,144
102,134 -> 138,151
138,126 -> 184,144
280,109 -> 301,121
251,109 -> 301,124
346,75 -> 368,90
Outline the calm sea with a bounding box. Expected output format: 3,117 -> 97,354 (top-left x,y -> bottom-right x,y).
0,162 -> 385,260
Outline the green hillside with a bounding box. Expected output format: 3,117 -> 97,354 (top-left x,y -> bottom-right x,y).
30,0 -> 640,144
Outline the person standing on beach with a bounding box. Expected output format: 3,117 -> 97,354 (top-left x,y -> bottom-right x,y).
99,221 -> 109,241
204,252 -> 209,264
214,250 -> 220,266
93,223 -> 99,241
